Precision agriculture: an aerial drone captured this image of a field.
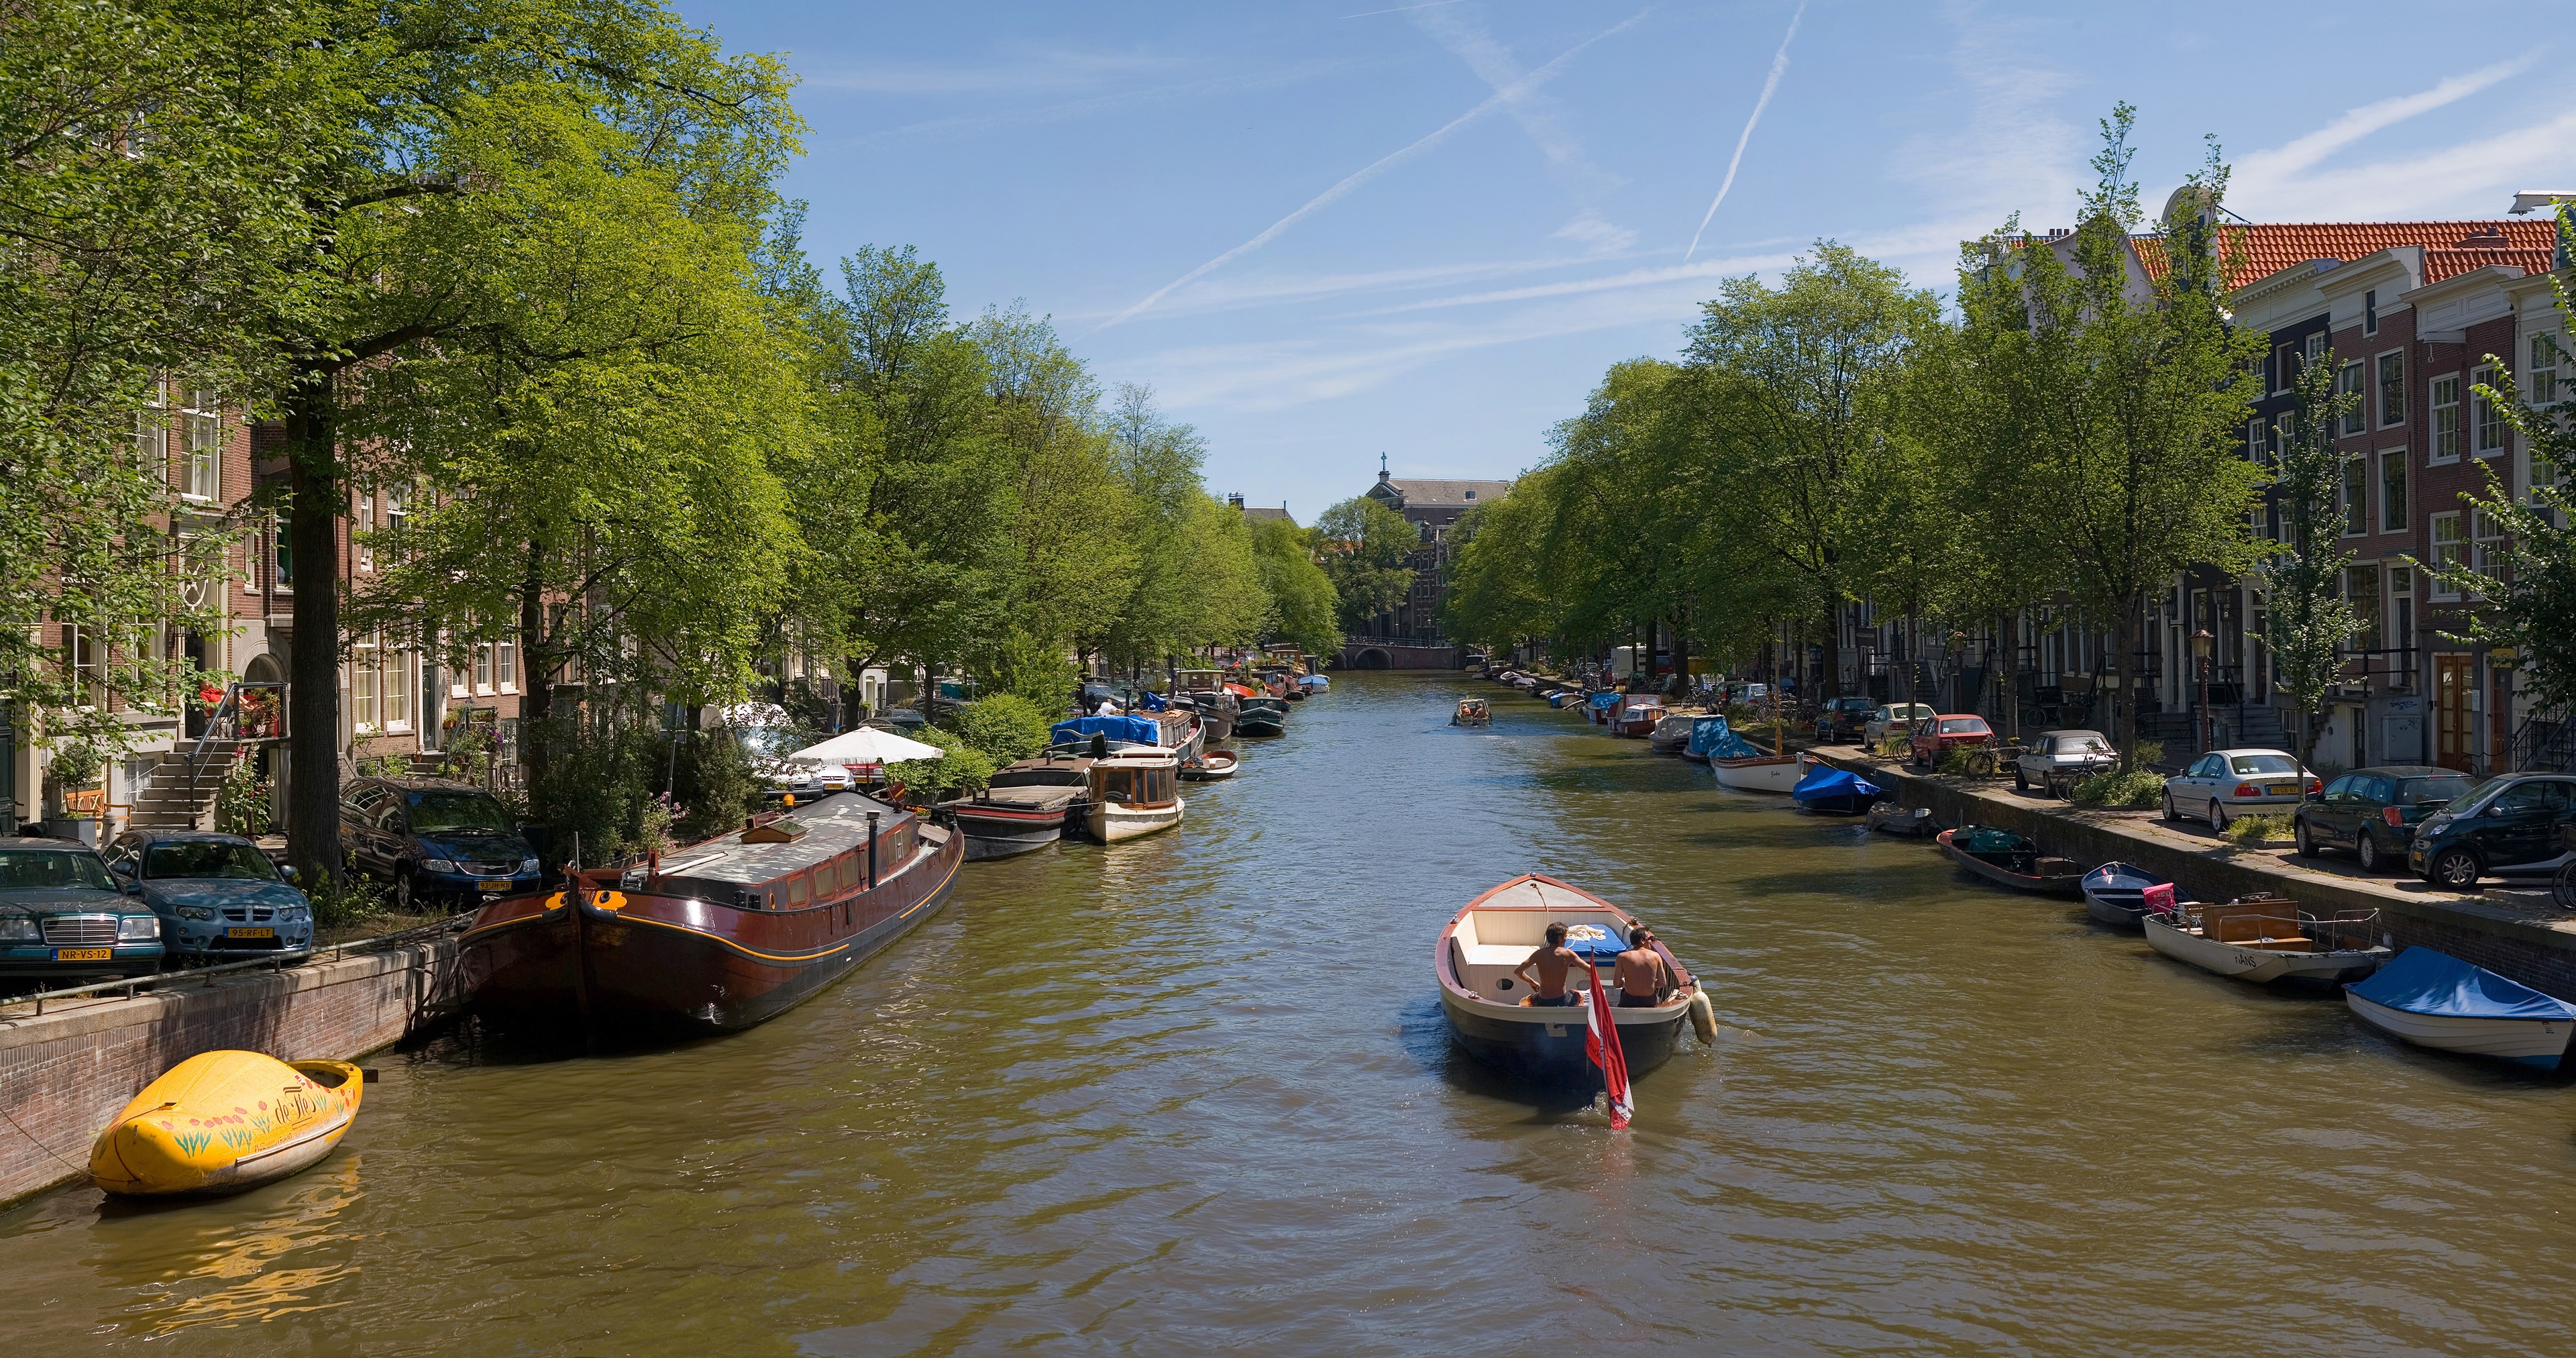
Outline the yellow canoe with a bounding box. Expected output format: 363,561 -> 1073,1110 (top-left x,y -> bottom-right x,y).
89,1050 -> 364,1198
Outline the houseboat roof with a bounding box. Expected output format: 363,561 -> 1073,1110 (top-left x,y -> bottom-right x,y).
652,792 -> 905,886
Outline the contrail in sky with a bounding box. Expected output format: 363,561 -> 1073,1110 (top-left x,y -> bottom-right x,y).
1341,0 -> 1466,17
1684,0 -> 1806,262
1091,11 -> 1648,334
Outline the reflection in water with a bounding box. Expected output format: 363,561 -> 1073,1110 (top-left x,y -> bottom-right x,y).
3,673 -> 2575,1355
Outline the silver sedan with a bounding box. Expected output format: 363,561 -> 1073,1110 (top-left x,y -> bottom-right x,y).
2162,749 -> 2321,829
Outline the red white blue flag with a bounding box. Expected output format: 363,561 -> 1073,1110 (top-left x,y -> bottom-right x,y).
1582,962 -> 1633,1129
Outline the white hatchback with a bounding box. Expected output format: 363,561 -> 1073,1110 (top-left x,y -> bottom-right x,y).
1863,703 -> 1937,748
2162,749 -> 2320,829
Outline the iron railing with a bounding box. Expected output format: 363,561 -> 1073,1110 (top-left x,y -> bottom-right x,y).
0,911 -> 470,1016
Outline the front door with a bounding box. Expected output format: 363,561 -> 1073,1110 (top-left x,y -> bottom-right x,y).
2436,655 -> 2474,772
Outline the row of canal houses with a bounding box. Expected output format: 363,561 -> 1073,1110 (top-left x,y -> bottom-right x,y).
1838,193 -> 2572,776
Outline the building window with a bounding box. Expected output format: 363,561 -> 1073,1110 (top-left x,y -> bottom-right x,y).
2273,344 -> 2296,395
2471,508 -> 2505,580
383,642 -> 412,732
2430,375 -> 2461,461
180,386 -> 221,501
2246,419 -> 2266,464
384,484 -> 408,564
2387,565 -> 2412,665
2269,413 -> 2295,468
2341,456 -> 2367,536
2428,513 -> 2464,597
2377,449 -> 2406,533
132,380 -> 166,466
354,489 -> 374,572
2304,332 -> 2327,365
63,624 -> 105,707
496,637 -> 517,692
473,641 -> 494,694
2378,352 -> 2405,427
2534,333 -> 2564,407
2345,563 -> 2381,652
2472,364 -> 2506,456
2364,289 -> 2379,335
2338,361 -> 2365,436
352,631 -> 380,732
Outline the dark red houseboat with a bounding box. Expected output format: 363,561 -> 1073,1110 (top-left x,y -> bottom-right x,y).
460,791 -> 961,1039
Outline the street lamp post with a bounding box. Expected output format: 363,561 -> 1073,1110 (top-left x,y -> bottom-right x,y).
2192,629 -> 2214,754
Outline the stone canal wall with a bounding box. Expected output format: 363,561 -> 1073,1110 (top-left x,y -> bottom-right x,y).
1827,753 -> 2576,1001
0,935 -> 460,1206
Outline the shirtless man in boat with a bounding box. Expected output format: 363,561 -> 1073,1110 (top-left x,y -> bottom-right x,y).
1614,927 -> 1675,1008
1512,922 -> 1585,1006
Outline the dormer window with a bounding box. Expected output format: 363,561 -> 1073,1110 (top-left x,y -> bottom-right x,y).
1464,490 -> 1475,500
2363,289 -> 2378,335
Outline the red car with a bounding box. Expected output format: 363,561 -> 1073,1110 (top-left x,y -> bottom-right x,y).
1909,714 -> 1994,768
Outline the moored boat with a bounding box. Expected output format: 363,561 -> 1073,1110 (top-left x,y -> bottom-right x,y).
1713,753 -> 1803,794
2345,948 -> 2576,1068
1864,802 -> 1935,837
1790,760 -> 1881,815
1937,825 -> 2084,897
1181,749 -> 1239,781
1296,674 -> 1330,694
89,1051 -> 365,1198
1646,713 -> 1697,755
947,753 -> 1090,860
1086,749 -> 1185,841
1434,874 -> 1715,1089
1235,695 -> 1288,737
462,790 -> 961,1039
1611,695 -> 1665,738
2143,894 -> 2389,986
2080,861 -> 2170,931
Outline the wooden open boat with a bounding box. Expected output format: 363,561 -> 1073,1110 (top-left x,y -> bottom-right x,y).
462,790 -> 960,1039
1181,749 -> 1238,781
1865,802 -> 1934,837
2144,894 -> 2389,986
1453,698 -> 1491,727
1434,874 -> 1715,1089
1937,826 -> 2084,898
1085,749 -> 1185,841
1713,754 -> 1802,793
89,1051 -> 365,1198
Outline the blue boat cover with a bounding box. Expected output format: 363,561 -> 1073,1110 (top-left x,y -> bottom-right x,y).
1555,920 -> 1629,968
2347,948 -> 2576,1021
1140,691 -> 1169,711
1792,763 -> 1880,803
1297,674 -> 1328,688
1588,691 -> 1622,711
1688,715 -> 1762,759
1050,715 -> 1162,747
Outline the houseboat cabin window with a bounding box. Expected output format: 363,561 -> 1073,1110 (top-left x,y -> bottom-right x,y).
786,874 -> 810,908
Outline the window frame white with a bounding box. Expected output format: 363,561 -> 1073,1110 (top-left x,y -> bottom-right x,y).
2430,373 -> 2462,463
2377,448 -> 2407,534
178,385 -> 222,503
2377,350 -> 2406,428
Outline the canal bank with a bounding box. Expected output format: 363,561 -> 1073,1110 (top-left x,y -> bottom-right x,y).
1816,749 -> 2576,1002
0,934 -> 461,1206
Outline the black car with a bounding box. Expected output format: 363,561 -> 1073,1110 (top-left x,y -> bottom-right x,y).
2409,772 -> 2576,889
1813,696 -> 1875,745
0,837 -> 166,982
2292,766 -> 2475,874
339,776 -> 542,910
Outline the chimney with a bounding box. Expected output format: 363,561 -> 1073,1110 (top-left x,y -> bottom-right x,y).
1228,492 -> 1244,511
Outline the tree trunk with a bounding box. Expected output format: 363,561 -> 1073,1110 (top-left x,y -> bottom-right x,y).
1820,601 -> 1841,700
283,382 -> 342,888
1996,612 -> 2019,741
2113,596 -> 2141,766
518,544 -> 550,786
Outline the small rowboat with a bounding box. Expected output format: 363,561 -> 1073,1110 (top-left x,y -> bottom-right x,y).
2144,894 -> 2389,986
2080,861 -> 2169,931
1713,754 -> 1803,794
1434,874 -> 1716,1089
1790,760 -> 1880,815
2346,948 -> 2576,1068
90,1050 -> 365,1198
1453,698 -> 1491,727
1864,802 -> 1933,837
1937,826 -> 2084,898
1180,749 -> 1239,781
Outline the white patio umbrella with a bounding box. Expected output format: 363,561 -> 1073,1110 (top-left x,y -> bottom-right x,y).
785,727 -> 945,766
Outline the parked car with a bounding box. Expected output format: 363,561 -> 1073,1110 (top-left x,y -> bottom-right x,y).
2292,766 -> 2475,874
2161,749 -> 2320,829
1813,696 -> 1876,745
0,837 -> 164,982
1909,714 -> 1996,769
339,776 -> 542,910
1863,703 -> 1937,748
2408,772 -> 2576,888
103,831 -> 314,958
2013,729 -> 2116,798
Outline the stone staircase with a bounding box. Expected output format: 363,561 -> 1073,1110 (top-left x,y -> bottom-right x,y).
127,741 -> 244,833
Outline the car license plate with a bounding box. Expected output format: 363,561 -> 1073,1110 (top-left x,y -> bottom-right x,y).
477,879 -> 511,892
227,927 -> 274,939
54,948 -> 111,961
2263,782 -> 2295,795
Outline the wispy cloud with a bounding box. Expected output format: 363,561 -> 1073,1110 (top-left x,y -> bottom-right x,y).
1684,0 -> 1807,262
2235,58 -> 2534,193
1412,5 -> 1623,203
1089,11 -> 1649,334
1342,0 -> 1466,17
1345,253 -> 1800,316
807,47 -> 1195,96
2235,104 -> 2576,222
1062,254 -> 1623,322
855,60 -> 1352,146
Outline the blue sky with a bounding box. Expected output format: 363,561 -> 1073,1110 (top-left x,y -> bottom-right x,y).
680,1 -> 2576,520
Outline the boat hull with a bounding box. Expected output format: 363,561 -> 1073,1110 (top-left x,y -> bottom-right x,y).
89,1053 -> 363,1198
2081,887 -> 2151,931
2345,992 -> 2576,1069
1713,758 -> 1803,793
2144,914 -> 2387,986
951,802 -> 1069,859
1088,798 -> 1183,842
1234,710 -> 1286,737
1439,988 -> 1684,1089
1937,831 -> 2085,898
462,831 -> 962,1039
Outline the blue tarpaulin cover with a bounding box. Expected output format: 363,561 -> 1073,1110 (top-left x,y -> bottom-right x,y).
1588,691 -> 1622,711
1051,715 -> 1163,747
2347,947 -> 2576,1021
1688,715 -> 1762,759
1792,763 -> 1880,804
1140,691 -> 1169,711
1554,920 -> 1629,968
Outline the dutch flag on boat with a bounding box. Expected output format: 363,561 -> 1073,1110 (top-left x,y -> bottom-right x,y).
1582,961 -> 1633,1129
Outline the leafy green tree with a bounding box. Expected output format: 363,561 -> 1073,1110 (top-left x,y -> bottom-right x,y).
2267,345 -> 2366,771
1315,496 -> 1418,640
952,693 -> 1055,764
1246,515 -> 1340,656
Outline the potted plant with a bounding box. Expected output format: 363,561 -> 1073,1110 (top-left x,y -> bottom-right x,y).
45,737 -> 108,845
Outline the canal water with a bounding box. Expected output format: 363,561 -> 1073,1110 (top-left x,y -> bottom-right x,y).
8,672 -> 2576,1354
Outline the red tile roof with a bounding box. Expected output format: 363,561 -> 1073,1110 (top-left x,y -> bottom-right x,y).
2124,219 -> 2561,290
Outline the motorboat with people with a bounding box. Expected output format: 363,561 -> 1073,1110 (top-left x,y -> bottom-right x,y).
2345,948 -> 2576,1069
1790,760 -> 1881,815
462,790 -> 961,1039
1937,825 -> 2084,898
1085,749 -> 1185,842
1434,874 -> 1717,1092
1453,698 -> 1491,727
2143,894 -> 2390,986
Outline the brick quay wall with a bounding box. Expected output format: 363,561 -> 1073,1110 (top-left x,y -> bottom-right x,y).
0,935 -> 461,1206
1822,752 -> 2576,1001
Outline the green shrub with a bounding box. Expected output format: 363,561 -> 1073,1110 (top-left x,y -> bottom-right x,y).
214,759 -> 271,837
672,726 -> 760,842
2074,768 -> 2164,808
2128,739 -> 2163,769
952,694 -> 1054,764
888,727 -> 997,799
308,855 -> 394,930
2222,813 -> 2293,844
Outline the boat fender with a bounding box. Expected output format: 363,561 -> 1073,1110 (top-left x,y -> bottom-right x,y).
1686,990 -> 1717,1045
